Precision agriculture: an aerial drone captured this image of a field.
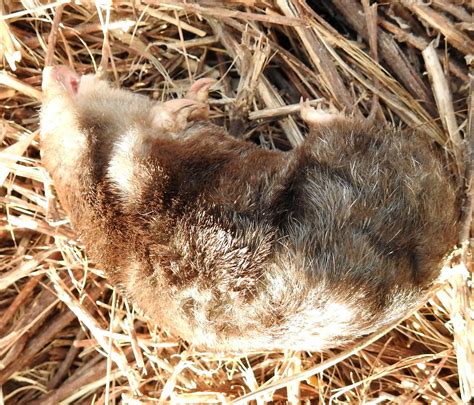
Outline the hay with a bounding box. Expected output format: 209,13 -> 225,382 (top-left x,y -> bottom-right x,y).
0,1 -> 472,403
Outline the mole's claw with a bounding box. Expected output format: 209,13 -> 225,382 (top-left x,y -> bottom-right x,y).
186,78 -> 217,103
151,98 -> 207,134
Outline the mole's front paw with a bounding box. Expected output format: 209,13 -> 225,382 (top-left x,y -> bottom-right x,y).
186,78 -> 216,121
150,78 -> 216,135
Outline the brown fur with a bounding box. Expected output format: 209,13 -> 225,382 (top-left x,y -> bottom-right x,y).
40,67 -> 459,351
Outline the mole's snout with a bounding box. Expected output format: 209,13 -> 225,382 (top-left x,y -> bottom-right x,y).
42,65 -> 80,96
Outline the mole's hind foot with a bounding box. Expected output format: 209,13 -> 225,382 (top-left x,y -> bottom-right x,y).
300,99 -> 342,127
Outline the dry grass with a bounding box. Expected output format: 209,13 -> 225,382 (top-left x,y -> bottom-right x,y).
0,1 -> 472,403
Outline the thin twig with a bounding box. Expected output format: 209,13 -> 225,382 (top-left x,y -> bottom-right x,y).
0,275 -> 42,335
143,0 -> 303,26
422,43 -> 462,175
249,99 -> 322,121
45,3 -> 65,67
362,0 -> 381,122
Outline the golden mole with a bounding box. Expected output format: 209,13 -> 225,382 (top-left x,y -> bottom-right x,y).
40,66 -> 459,351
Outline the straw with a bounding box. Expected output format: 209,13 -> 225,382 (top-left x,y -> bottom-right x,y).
0,1 -> 471,403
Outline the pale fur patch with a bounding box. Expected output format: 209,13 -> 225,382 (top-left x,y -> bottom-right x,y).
107,129 -> 151,204
40,98 -> 87,180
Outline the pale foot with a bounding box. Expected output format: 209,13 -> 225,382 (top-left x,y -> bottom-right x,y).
300,99 -> 342,127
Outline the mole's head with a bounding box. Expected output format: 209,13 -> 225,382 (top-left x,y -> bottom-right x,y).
41,65 -> 215,144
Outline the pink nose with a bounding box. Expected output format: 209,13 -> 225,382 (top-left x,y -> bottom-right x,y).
42,65 -> 80,95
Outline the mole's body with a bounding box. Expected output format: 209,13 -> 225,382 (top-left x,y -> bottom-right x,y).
40,66 -> 459,351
